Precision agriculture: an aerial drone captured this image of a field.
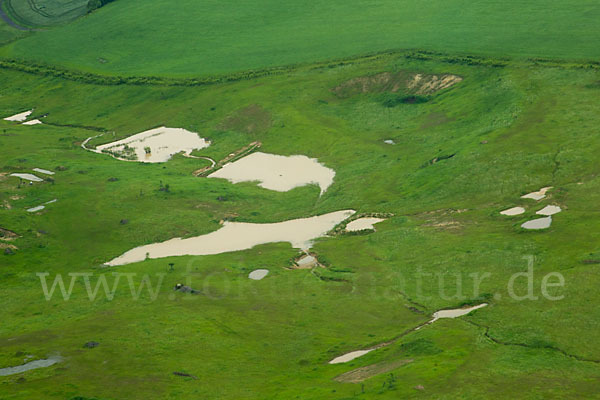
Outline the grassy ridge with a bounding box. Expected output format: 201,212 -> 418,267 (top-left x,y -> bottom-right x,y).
2,0 -> 600,77
0,53 -> 600,398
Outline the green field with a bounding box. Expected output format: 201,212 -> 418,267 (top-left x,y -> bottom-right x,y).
1,1 -> 600,399
1,52 -> 600,398
1,0 -> 600,77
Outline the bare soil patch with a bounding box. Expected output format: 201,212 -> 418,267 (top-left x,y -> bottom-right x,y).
333,72 -> 462,98
334,359 -> 413,383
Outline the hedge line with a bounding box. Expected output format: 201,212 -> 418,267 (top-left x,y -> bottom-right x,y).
1,49 -> 599,88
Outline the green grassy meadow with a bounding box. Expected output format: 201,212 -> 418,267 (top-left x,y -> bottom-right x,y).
0,52 -> 599,398
0,1 -> 600,399
2,0 -> 600,76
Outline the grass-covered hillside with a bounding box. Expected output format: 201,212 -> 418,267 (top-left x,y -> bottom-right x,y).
1,52 -> 600,399
1,0 -> 600,76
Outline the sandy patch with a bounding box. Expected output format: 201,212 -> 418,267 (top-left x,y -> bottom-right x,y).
329,350 -> 373,364
22,119 -> 42,125
32,168 -> 54,175
105,210 -> 355,266
92,127 -> 210,163
346,218 -> 385,232
208,152 -> 335,195
249,269 -> 269,280
10,173 -> 43,182
536,205 -> 562,216
521,187 -> 552,201
3,110 -> 32,122
0,228 -> 18,240
500,207 -> 525,216
521,216 -> 552,230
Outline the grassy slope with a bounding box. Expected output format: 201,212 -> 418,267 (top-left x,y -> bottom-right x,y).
1,0 -> 600,77
0,54 -> 599,398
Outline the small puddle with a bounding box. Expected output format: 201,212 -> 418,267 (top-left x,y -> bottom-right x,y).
500,207 -> 525,216
208,152 -> 335,195
10,173 -> 43,182
22,119 -> 42,125
32,168 -> 54,175
0,356 -> 62,376
521,216 -> 552,230
428,303 -> 488,324
521,187 -> 552,201
106,210 -> 355,266
3,110 -> 32,122
329,350 -> 373,364
91,127 -> 210,163
249,269 -> 269,280
536,205 -> 561,216
27,199 -> 57,213
345,218 -> 385,231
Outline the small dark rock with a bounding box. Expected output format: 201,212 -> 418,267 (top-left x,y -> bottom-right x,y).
77,170 -> 88,174
4,248 -> 15,255
83,341 -> 99,349
107,177 -> 119,182
38,230 -> 48,235
16,377 -> 26,384
173,371 -> 198,379
120,219 -> 129,225
408,306 -> 424,314
174,283 -> 199,294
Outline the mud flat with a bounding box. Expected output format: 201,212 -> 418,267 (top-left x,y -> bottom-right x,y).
0,356 -> 62,376
92,127 -> 210,163
500,207 -> 525,216
521,187 -> 552,201
3,110 -> 32,122
249,269 -> 269,280
10,173 -> 43,182
105,210 -> 355,266
345,217 -> 385,231
208,152 -> 335,194
521,216 -> 552,230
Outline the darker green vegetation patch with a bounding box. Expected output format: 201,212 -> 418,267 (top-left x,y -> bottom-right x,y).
217,104 -> 272,134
